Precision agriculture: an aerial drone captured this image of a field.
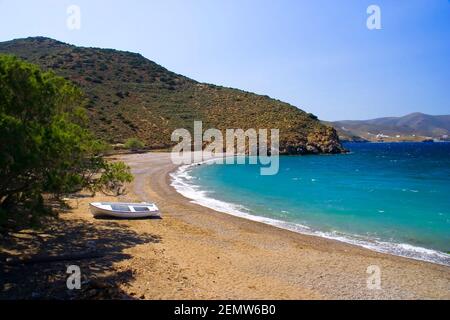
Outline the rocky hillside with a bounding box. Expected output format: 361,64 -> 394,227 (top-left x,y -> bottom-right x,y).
0,37 -> 344,154
329,113 -> 450,142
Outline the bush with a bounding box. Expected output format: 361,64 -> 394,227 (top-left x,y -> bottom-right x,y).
116,91 -> 125,99
307,113 -> 318,120
124,138 -> 145,150
0,55 -> 133,227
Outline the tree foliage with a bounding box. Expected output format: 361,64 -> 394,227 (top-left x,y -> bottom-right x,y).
0,55 -> 133,221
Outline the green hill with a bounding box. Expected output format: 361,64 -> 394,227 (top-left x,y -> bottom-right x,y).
0,37 -> 344,154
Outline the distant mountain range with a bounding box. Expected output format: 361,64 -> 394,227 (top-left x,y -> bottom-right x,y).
326,113 -> 450,142
0,37 -> 344,154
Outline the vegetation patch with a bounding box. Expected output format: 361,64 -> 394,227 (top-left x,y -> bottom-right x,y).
0,55 -> 133,230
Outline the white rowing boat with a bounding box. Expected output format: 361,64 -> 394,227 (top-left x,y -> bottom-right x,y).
89,202 -> 160,219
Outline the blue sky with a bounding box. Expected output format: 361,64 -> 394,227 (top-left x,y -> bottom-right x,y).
1,0 -> 449,120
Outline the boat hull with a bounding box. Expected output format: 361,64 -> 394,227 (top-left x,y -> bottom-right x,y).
89,202 -> 160,219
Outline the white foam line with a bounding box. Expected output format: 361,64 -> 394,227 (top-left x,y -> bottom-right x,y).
170,163 -> 450,267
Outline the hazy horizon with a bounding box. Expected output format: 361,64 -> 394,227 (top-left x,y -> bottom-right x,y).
1,0 -> 449,121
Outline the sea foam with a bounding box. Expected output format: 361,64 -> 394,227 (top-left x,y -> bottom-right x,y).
170,162 -> 450,266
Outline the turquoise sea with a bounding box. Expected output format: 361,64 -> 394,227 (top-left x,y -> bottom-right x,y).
171,142 -> 450,265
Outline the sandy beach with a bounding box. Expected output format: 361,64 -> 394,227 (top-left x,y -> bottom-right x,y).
1,152 -> 449,300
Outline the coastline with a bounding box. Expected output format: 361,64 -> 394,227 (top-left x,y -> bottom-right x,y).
2,152 -> 449,299
118,152 -> 449,299
171,160 -> 450,266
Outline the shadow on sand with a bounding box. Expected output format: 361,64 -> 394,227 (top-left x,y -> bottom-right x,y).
0,216 -> 161,299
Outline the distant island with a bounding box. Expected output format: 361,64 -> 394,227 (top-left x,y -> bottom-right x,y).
325,112 -> 450,142
0,37 -> 344,155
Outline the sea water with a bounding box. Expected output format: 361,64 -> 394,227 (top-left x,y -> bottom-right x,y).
171,142 -> 450,265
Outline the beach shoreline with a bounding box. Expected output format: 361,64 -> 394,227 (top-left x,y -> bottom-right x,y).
115,152 -> 450,299
2,152 -> 449,299
170,157 -> 450,266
